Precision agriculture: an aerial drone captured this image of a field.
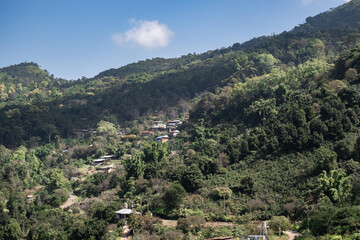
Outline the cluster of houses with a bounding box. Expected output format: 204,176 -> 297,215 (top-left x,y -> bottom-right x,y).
72,128 -> 97,137
150,119 -> 182,132
71,118 -> 184,145
141,120 -> 182,143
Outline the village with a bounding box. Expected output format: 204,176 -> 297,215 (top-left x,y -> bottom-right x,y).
21,117 -> 281,240
22,116 -> 296,240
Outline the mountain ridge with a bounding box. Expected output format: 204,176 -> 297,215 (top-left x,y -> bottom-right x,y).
3,0 -> 360,84
0,1 -> 360,239
0,0 -> 360,147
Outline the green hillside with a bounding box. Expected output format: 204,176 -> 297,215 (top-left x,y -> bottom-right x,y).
0,1 -> 360,239
296,0 -> 360,32
185,44 -> 360,237
0,0 -> 360,149
0,63 -> 67,107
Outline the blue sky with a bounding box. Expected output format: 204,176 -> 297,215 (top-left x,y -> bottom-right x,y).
0,0 -> 350,80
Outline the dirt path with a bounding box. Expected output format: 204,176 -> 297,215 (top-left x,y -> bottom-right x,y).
60,194 -> 77,209
205,221 -> 234,227
161,219 -> 177,227
161,219 -> 234,228
284,230 -> 301,240
121,225 -> 131,240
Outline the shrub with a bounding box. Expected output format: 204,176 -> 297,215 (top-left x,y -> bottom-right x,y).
270,216 -> 291,237
164,183 -> 187,209
209,187 -> 232,200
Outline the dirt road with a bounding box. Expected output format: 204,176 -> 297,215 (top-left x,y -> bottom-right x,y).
161,219 -> 234,228
60,194 -> 77,209
121,225 -> 131,240
284,230 -> 301,240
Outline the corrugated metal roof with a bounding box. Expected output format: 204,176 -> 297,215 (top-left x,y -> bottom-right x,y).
115,209 -> 132,214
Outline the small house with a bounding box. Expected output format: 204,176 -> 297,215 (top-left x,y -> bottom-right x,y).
151,124 -> 167,131
92,158 -> 106,165
153,120 -> 163,126
116,208 -> 133,219
141,131 -> 154,137
166,120 -> 182,129
26,195 -> 34,203
172,120 -> 182,124
166,122 -> 177,129
151,121 -> 167,132
92,155 -> 114,165
97,164 -> 115,173
120,134 -> 137,141
115,203 -> 141,220
170,130 -> 180,137
154,135 -> 169,143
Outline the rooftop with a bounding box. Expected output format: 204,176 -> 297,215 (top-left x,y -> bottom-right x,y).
115,208 -> 141,215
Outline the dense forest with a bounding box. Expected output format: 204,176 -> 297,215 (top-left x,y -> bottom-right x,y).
1,0 -> 360,239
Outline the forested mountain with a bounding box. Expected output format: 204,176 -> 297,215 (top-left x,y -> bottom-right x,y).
1,0 -> 360,147
0,1 -> 360,239
0,63 -> 67,106
295,0 -> 360,32
184,43 -> 360,234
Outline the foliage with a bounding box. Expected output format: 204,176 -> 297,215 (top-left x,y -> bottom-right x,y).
181,164 -> 203,192
319,169 -> 352,204
163,183 -> 187,209
308,205 -> 360,236
97,120 -> 117,136
176,215 -> 205,234
4,218 -> 21,240
270,216 -> 291,237
143,142 -> 168,179
47,168 -> 71,192
123,152 -> 146,179
0,2 -> 360,239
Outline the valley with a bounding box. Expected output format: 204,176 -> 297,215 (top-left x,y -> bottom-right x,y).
1,1 -> 360,239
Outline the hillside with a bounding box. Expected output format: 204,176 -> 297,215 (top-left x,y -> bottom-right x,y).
0,63 -> 67,107
185,45 -> 360,233
0,1 -> 359,148
1,38 -> 360,147
296,0 -> 360,32
0,1 -> 360,239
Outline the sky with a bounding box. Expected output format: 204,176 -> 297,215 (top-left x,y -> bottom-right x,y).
0,0 -> 351,80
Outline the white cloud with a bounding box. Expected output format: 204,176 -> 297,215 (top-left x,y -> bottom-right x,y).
112,19 -> 174,48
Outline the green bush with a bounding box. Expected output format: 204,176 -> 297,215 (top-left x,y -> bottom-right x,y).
163,183 -> 187,209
